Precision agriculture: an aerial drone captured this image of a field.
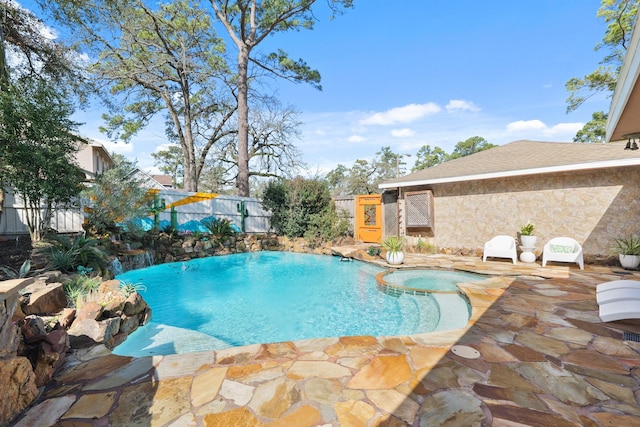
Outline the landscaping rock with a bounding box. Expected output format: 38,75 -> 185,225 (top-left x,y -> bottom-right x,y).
123,292 -> 147,316
23,282 -> 67,315
119,313 -> 141,335
0,356 -> 38,427
68,317 -> 121,349
75,301 -> 104,322
102,295 -> 126,318
58,308 -> 76,329
0,295 -> 21,357
33,329 -> 69,386
99,279 -> 121,295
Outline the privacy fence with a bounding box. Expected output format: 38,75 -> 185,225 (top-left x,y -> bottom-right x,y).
0,189 -> 272,236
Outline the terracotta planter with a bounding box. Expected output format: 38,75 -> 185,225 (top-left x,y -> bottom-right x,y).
619,254 -> 640,269
386,251 -> 404,265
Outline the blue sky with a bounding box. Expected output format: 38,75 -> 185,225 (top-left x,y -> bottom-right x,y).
21,0 -> 611,174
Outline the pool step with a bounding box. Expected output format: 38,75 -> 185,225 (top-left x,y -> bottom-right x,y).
432,293 -> 470,331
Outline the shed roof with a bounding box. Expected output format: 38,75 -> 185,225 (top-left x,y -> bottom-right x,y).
379,140 -> 640,189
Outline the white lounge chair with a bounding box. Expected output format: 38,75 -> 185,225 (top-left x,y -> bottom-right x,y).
542,237 -> 584,270
599,300 -> 640,322
483,235 -> 517,264
596,280 -> 640,321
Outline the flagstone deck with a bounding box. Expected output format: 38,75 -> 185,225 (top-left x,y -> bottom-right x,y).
11,252 -> 640,426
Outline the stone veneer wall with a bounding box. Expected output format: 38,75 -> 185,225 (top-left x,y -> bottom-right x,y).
402,166 -> 640,259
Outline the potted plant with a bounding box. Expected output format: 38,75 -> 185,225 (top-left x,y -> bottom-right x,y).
519,221 -> 537,247
382,235 -> 405,265
612,235 -> 640,269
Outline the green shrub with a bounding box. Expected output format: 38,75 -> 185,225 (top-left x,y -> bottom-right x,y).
47,234 -> 109,273
262,177 -> 350,241
201,218 -> 235,247
81,157 -> 154,235
366,246 -> 381,257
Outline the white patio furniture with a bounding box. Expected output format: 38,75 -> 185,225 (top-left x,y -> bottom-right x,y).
482,235 -> 517,264
596,280 -> 640,321
541,237 -> 584,270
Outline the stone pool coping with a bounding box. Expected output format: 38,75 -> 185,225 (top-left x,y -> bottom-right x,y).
11,251 -> 640,426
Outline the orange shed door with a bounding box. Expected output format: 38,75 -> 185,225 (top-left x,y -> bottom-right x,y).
355,194 -> 382,243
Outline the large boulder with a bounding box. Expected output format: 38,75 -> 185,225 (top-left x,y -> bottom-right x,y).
0,357 -> 38,427
123,292 -> 147,316
67,317 -> 121,349
75,301 -> 104,322
23,282 -> 67,315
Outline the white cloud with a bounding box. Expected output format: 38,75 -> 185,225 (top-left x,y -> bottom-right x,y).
506,120 -> 547,132
546,122 -> 583,135
154,143 -> 177,153
98,138 -> 135,155
348,135 -> 366,143
359,103 -> 441,126
506,120 -> 584,137
391,128 -> 415,138
445,100 -> 480,113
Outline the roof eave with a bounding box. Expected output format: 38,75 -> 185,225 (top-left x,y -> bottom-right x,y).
606,16 -> 640,142
378,157 -> 640,189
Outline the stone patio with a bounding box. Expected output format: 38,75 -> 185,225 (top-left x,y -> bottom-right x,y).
10,252 -> 640,426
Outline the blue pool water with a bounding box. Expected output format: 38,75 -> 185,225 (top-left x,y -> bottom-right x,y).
113,252 -> 473,357
383,269 -> 484,291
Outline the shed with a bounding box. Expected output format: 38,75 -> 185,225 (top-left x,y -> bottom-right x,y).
379,139 -> 640,259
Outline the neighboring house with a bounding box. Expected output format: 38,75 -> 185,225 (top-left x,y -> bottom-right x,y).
151,174 -> 175,189
1,140 -> 113,235
378,140 -> 640,259
76,141 -> 114,181
131,169 -> 179,191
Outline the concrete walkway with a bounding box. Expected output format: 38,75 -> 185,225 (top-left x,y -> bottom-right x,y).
11,252 -> 640,426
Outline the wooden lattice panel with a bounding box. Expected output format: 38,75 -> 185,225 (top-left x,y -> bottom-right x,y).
406,191 -> 432,228
383,192 -> 398,236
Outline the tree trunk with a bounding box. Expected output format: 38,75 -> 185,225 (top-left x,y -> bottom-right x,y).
236,46 -> 250,197
0,185 -> 4,229
181,133 -> 198,192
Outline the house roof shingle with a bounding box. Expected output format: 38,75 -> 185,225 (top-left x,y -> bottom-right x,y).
380,140 -> 640,189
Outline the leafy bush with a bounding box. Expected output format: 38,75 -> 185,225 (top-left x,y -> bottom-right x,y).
366,246 -> 381,257
262,177 -> 350,241
201,217 -> 235,247
415,238 -> 436,254
47,234 -> 109,273
82,156 -> 154,235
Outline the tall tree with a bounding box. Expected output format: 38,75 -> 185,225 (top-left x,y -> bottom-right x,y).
566,0 -> 638,141
209,0 -> 353,196
0,0 -> 81,226
151,145 -> 185,188
566,0 -> 637,113
412,144 -> 448,171
207,97 -> 305,189
0,75 -> 84,241
449,136 -> 496,159
44,0 -> 236,191
574,111 -> 608,142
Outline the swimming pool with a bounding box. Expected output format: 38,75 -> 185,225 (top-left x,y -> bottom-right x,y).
113,252 -> 476,357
